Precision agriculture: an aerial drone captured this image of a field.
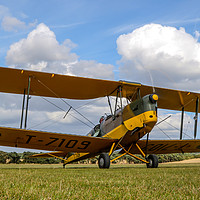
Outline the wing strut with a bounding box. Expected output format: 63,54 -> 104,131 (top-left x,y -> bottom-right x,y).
180,107 -> 184,140
110,143 -> 149,164
107,96 -> 113,117
24,76 -> 31,129
20,76 -> 32,129
194,97 -> 199,139
145,133 -> 149,154
20,89 -> 26,129
113,86 -> 123,119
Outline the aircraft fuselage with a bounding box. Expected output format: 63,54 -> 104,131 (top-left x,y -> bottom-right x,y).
88,94 -> 158,144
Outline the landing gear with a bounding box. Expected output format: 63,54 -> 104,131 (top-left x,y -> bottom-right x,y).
146,154 -> 158,168
98,153 -> 110,169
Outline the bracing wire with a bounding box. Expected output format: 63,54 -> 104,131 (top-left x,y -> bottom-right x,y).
184,112 -> 195,139
75,97 -> 104,110
29,96 -> 106,130
40,96 -> 65,112
155,126 -> 172,140
36,78 -> 95,126
28,112 -> 64,130
29,96 -> 94,129
156,115 -> 171,126
157,116 -> 193,139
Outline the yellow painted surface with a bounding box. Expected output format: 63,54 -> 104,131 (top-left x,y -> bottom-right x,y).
123,114 -> 143,131
152,94 -> 158,101
103,124 -> 128,139
122,104 -> 135,122
31,151 -> 66,158
103,111 -> 157,139
132,139 -> 200,154
0,126 -> 116,153
109,143 -> 116,156
65,152 -> 90,164
123,111 -> 157,131
0,66 -> 199,112
143,111 -> 157,123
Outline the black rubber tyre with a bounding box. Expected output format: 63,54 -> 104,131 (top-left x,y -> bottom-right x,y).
146,154 -> 158,168
98,153 -> 110,169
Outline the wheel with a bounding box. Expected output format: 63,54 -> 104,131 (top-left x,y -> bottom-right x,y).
98,153 -> 110,169
146,154 -> 158,168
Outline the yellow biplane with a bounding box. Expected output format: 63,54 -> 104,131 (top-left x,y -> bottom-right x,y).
0,66 -> 200,168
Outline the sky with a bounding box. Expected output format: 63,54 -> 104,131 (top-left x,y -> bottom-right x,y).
1,0 -> 200,152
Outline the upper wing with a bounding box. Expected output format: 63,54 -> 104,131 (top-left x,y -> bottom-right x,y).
0,66 -> 140,100
0,126 -> 116,153
142,85 -> 200,113
0,66 -> 200,112
125,140 -> 200,154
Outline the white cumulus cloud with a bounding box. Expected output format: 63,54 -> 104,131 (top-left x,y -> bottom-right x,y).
0,5 -> 9,19
6,23 -> 114,79
117,24 -> 200,91
69,60 -> 114,79
6,23 -> 78,73
2,16 -> 26,32
0,5 -> 37,32
3,22 -> 115,140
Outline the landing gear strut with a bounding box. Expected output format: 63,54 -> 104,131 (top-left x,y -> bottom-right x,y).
146,154 -> 158,168
98,153 -> 110,169
63,163 -> 66,168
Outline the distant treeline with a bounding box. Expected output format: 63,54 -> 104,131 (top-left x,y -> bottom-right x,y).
0,151 -> 60,164
114,153 -> 200,164
0,151 -> 200,164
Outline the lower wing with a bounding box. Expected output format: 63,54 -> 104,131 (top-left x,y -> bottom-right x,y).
127,139 -> 200,154
0,126 -> 117,154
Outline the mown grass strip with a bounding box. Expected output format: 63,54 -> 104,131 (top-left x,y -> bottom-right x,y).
0,163 -> 199,199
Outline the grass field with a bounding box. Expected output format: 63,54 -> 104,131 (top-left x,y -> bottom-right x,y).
0,162 -> 200,200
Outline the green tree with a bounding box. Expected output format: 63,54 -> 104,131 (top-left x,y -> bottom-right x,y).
8,152 -> 20,164
0,151 -> 8,163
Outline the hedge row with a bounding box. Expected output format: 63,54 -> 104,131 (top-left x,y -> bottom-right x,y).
0,151 -> 199,164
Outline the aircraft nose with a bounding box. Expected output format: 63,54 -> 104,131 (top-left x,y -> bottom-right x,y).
143,111 -> 157,132
149,94 -> 158,103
